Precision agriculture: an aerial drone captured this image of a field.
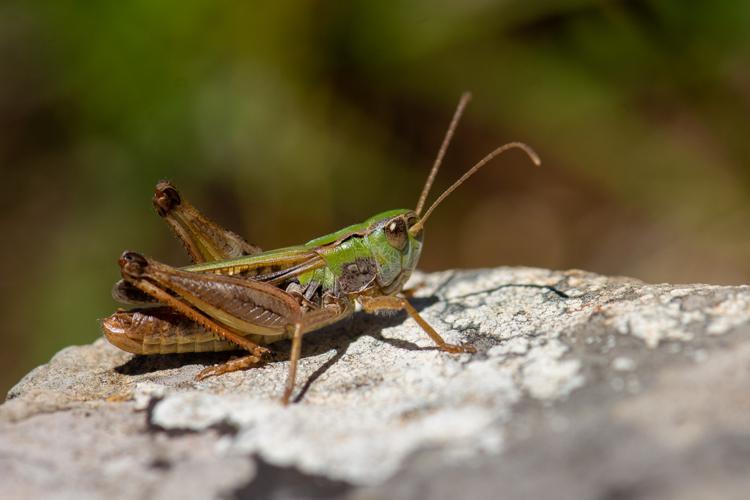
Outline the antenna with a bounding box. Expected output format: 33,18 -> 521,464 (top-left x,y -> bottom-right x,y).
409,142 -> 541,235
415,92 -> 472,216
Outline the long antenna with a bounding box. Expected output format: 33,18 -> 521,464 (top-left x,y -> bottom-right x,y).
415,92 -> 472,216
409,142 -> 541,235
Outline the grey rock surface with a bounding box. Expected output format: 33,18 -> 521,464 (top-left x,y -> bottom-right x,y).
3,267 -> 750,499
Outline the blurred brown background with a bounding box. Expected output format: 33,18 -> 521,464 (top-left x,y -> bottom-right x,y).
2,1 -> 750,395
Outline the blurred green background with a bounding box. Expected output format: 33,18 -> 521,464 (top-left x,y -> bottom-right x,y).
3,1 -> 750,395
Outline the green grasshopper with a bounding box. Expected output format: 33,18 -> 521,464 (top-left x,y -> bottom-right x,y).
102,93 -> 540,404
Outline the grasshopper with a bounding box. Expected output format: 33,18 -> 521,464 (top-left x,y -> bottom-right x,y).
102,93 -> 540,404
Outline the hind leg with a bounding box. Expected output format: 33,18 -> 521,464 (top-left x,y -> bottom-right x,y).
152,180 -> 261,263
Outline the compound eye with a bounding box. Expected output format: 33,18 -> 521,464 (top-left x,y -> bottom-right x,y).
385,217 -> 408,251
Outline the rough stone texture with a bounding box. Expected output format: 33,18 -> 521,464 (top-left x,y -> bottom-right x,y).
3,267 -> 750,499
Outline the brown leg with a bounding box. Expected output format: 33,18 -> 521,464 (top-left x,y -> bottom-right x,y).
133,279 -> 270,358
196,354 -> 265,380
153,181 -> 262,263
358,295 -> 476,353
282,323 -> 303,405
134,279 -> 273,380
134,280 -> 272,380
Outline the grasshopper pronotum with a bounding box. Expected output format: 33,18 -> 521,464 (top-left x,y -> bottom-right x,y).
102,93 -> 540,404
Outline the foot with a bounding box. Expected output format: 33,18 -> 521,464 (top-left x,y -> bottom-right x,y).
438,342 -> 477,354
195,354 -> 265,380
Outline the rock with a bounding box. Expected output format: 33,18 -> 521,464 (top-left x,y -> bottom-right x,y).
3,267 -> 750,499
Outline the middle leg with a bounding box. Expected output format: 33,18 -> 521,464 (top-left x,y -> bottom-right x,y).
282,323 -> 303,405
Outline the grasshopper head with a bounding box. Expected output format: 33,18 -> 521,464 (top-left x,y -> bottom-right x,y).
364,209 -> 423,294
